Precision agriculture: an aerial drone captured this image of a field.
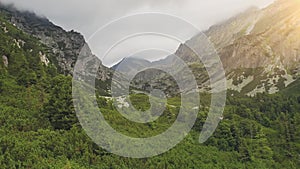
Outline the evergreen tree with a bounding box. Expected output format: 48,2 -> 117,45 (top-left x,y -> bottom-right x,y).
43,75 -> 77,130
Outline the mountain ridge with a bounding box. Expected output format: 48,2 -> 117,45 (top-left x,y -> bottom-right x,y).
2,1 -> 300,96
174,0 -> 300,96
0,3 -> 112,81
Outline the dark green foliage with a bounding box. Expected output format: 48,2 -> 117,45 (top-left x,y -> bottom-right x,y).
280,79 -> 300,97
1,9 -> 300,169
43,75 -> 77,130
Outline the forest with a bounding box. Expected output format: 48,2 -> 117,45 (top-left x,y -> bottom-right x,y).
0,9 -> 300,169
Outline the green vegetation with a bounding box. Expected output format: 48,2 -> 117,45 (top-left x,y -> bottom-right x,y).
129,93 -> 151,111
280,79 -> 300,97
0,11 -> 300,169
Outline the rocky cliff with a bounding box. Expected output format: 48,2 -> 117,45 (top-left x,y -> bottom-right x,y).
0,4 -> 111,83
176,0 -> 300,95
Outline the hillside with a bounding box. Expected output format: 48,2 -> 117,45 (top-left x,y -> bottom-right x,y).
176,0 -> 300,96
0,1 -> 300,168
113,0 -> 300,96
0,4 -> 113,95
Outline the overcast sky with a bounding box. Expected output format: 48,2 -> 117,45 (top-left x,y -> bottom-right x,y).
1,0 -> 275,66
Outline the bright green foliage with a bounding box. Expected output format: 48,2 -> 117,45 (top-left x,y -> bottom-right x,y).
0,10 -> 300,169
130,93 -> 151,111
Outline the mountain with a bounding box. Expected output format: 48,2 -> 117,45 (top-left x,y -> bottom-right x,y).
3,0 -> 298,97
111,0 -> 300,96
1,1 -> 300,168
0,4 -> 112,88
112,57 -> 151,72
112,56 -> 200,96
0,8 -> 56,84
172,0 -> 300,96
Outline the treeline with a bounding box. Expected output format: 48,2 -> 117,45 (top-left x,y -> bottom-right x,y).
0,12 -> 300,168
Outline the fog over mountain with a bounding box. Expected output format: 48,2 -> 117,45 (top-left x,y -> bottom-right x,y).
1,0 -> 300,168
1,0 -> 274,66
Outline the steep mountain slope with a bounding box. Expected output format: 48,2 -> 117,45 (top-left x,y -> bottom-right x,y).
112,57 -> 151,73
0,11 -> 56,84
111,56 -> 203,96
112,0 -> 300,96
1,2 -> 300,169
0,4 -> 112,84
176,0 -> 300,96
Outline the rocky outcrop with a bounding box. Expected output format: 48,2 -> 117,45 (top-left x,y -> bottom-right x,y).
174,0 -> 300,95
2,55 -> 8,67
1,0 -> 299,96
0,4 -> 111,82
39,52 -> 49,66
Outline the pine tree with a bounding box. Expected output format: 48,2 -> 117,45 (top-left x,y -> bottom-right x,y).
43,75 -> 77,130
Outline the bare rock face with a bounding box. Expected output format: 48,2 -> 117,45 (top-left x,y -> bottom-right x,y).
0,4 -> 111,82
1,1 -> 299,96
174,0 -> 300,95
205,7 -> 262,51
219,0 -> 300,72
39,52 -> 49,66
2,55 -> 8,67
112,0 -> 300,96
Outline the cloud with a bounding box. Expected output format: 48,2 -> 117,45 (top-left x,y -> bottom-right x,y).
1,0 -> 274,66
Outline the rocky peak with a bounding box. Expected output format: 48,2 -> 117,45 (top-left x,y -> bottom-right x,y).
0,4 -> 111,82
205,6 -> 261,50
173,0 -> 300,95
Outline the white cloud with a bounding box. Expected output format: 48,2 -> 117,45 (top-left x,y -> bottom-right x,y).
1,0 -> 274,66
